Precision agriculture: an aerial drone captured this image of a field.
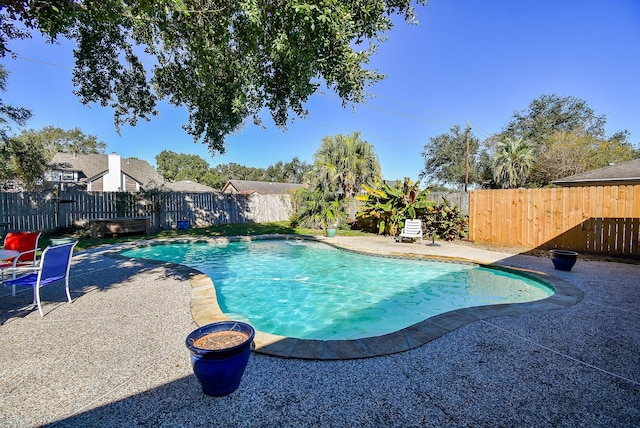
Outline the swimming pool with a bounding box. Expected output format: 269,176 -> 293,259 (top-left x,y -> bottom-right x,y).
122,239 -> 554,341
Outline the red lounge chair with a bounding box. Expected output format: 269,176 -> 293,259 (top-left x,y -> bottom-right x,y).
1,231 -> 42,293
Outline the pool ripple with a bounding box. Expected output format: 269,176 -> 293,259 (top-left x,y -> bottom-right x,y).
119,236 -> 584,360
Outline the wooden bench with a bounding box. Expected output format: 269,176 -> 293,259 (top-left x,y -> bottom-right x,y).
90,217 -> 151,239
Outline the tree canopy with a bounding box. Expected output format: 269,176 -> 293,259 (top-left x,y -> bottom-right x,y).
419,124 -> 479,189
0,124 -> 105,190
155,150 -> 310,189
156,150 -> 213,183
1,0 -> 426,154
502,94 -> 607,144
309,131 -> 381,197
533,129 -> 638,185
498,94 -> 637,187
16,125 -> 106,160
420,95 -> 638,189
0,65 -> 31,141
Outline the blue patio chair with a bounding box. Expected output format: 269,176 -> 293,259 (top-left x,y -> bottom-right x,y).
4,241 -> 76,316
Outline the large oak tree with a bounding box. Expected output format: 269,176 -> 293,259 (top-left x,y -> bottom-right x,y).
1,1 -> 426,154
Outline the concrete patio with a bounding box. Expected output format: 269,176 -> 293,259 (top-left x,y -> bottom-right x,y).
0,236 -> 638,427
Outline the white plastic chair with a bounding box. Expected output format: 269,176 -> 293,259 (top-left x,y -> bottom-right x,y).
3,241 -> 76,316
397,219 -> 423,243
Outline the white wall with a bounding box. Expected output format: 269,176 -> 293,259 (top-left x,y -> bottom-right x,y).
103,153 -> 122,191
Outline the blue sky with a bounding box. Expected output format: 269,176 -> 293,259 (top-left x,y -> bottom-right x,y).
3,0 -> 639,184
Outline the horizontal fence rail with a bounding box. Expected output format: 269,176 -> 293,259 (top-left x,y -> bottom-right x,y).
469,185 -> 640,257
0,190 -> 293,233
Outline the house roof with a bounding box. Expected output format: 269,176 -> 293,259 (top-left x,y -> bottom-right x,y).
552,158 -> 640,187
48,153 -> 166,189
222,180 -> 304,195
166,180 -> 219,193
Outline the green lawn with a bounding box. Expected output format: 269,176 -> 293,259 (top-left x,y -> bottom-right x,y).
45,221 -> 371,251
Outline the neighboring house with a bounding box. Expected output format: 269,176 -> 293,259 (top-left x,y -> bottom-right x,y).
221,179 -> 304,195
46,152 -> 166,192
552,159 -> 640,187
166,180 -> 218,193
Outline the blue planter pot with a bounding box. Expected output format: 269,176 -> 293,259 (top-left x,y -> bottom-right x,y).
177,220 -> 189,230
550,249 -> 578,271
186,321 -> 255,396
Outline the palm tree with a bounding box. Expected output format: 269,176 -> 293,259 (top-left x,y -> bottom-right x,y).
492,137 -> 535,189
311,132 -> 381,197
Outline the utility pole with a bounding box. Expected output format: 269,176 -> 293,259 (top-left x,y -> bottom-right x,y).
464,121 -> 471,192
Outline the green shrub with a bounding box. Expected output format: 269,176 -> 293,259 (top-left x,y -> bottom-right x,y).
422,198 -> 468,241
355,177 -> 433,235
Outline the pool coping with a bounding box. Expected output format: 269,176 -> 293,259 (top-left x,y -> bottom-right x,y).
110,235 -> 584,360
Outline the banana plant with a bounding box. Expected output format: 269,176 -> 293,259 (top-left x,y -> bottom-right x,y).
356,177 -> 433,235
422,197 -> 468,241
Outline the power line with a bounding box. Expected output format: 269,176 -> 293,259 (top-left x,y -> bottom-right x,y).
317,90 -> 499,140
15,56 -> 72,69
468,121 -> 493,139
317,91 -> 461,127
13,55 -> 496,140
360,103 -> 459,127
375,94 -> 469,122
305,119 -> 425,148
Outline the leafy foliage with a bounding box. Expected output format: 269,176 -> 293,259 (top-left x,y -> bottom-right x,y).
356,177 -> 432,235
503,94 -> 607,144
421,198 -> 468,241
533,130 -> 638,185
491,137 -> 535,189
263,157 -> 311,184
0,65 -> 32,141
1,124 -> 105,190
0,135 -> 46,190
294,131 -> 380,229
482,94 -> 638,188
291,188 -> 346,229
420,125 -> 479,188
1,0 -> 426,154
156,150 -> 213,184
13,126 -> 106,160
0,64 -> 36,189
309,131 -> 381,196
155,151 -> 311,189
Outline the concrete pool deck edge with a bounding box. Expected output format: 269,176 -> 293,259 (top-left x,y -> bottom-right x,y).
111,234 -> 583,360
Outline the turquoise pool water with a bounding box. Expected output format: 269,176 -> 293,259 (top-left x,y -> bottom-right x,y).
122,239 -> 553,340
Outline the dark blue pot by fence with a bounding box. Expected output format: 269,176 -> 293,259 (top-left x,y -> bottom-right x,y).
186,321 -> 255,397
177,220 -> 189,230
550,249 -> 578,271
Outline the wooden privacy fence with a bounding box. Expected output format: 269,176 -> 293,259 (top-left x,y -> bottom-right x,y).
469,185 -> 640,256
430,192 -> 469,215
0,190 -> 294,233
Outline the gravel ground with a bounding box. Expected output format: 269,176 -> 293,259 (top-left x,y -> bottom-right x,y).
0,236 -> 638,427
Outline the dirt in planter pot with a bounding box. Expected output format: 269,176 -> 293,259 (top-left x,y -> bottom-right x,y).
193,331 -> 249,350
